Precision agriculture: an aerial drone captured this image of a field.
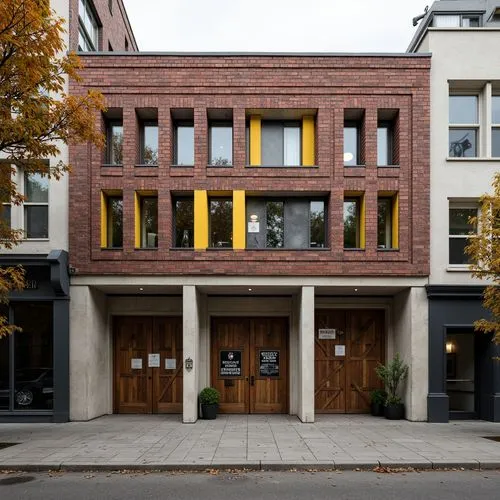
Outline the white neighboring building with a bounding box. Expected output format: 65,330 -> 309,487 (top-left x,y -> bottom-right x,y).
408,0 -> 500,422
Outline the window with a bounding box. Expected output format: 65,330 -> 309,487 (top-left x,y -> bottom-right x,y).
433,14 -> 481,27
101,192 -> 123,248
125,37 -> 129,51
449,204 -> 477,265
492,96 -> 500,157
174,122 -> 194,165
449,95 -> 478,157
344,110 -> 364,166
109,0 -> 113,15
24,173 -> 48,239
377,110 -> 399,166
78,0 -> 99,51
136,194 -> 157,248
266,201 -> 284,248
1,183 -> 10,230
209,123 -> 232,166
108,41 -> 113,52
377,195 -> 398,249
260,121 -> 301,166
173,197 -> 194,248
344,195 -> 364,249
140,121 -> 158,165
209,198 -> 232,247
106,120 -> 123,165
310,201 -> 326,248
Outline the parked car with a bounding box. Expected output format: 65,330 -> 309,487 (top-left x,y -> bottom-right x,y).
0,368 -> 53,409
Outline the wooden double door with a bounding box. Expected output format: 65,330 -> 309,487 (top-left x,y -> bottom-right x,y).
211,317 -> 288,414
114,316 -> 183,414
315,309 -> 385,413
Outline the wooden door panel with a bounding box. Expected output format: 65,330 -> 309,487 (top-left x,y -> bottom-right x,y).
114,316 -> 152,414
314,310 -> 346,413
211,318 -> 249,414
250,317 -> 288,414
153,317 -> 183,414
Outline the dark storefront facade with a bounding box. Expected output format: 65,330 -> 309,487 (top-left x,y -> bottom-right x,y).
427,285 -> 500,423
0,250 -> 69,422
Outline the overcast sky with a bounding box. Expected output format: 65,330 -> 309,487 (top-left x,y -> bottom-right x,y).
122,0 -> 429,53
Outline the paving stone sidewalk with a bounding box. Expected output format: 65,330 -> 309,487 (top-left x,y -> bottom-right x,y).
0,414 -> 499,471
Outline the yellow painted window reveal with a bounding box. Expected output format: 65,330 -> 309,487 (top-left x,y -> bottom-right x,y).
302,116 -> 315,166
100,191 -> 107,248
392,193 -> 399,249
194,190 -> 208,250
134,192 -> 141,249
360,194 -> 366,249
249,116 -> 261,166
232,190 -> 246,249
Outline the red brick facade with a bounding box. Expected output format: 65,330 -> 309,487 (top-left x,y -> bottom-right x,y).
69,54 -> 430,277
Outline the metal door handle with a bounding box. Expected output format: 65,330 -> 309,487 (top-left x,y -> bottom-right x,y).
250,376 -> 255,386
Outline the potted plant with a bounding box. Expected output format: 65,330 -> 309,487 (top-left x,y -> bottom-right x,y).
375,353 -> 408,420
199,387 -> 220,420
369,389 -> 387,417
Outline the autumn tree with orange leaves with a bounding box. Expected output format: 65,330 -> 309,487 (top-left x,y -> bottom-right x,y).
0,0 -> 105,337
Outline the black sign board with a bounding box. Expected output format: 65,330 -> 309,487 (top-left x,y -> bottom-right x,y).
259,350 -> 279,377
219,350 -> 242,377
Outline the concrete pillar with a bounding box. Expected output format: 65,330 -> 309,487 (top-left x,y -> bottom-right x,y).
183,285 -> 200,423
298,286 -> 315,422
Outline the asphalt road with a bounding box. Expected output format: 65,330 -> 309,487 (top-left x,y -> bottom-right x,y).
0,469 -> 499,499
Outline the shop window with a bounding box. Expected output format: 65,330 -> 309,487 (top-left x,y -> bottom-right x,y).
135,193 -> 158,248
449,95 -> 478,157
78,0 -> 99,51
105,118 -> 123,165
173,197 -> 194,248
344,109 -> 364,166
101,191 -> 123,248
344,195 -> 364,249
210,198 -> 232,247
449,204 -> 478,264
172,110 -> 194,166
24,173 -> 48,239
377,194 -> 399,249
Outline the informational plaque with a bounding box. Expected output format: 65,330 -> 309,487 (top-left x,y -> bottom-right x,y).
259,350 -> 280,377
148,353 -> 160,368
318,328 -> 336,340
248,221 -> 260,233
219,350 -> 242,377
335,345 -> 346,357
165,358 -> 176,370
131,358 -> 142,370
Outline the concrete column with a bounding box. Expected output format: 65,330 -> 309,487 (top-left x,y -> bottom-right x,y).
298,286 -> 315,422
183,285 -> 200,423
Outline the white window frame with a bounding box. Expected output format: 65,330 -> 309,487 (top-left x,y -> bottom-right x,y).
23,172 -> 49,240
448,94 -> 480,158
448,202 -> 478,268
78,0 -> 99,51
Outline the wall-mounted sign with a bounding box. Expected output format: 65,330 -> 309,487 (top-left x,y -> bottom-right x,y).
335,345 -> 346,357
165,358 -> 176,370
220,350 -> 242,377
23,280 -> 39,290
248,222 -> 260,233
318,328 -> 336,340
148,353 -> 160,367
131,358 -> 143,370
259,350 -> 279,377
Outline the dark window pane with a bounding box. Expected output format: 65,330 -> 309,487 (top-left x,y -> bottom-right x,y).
344,127 -> 358,165
266,201 -> 284,248
142,123 -> 158,165
449,208 -> 476,235
449,238 -> 471,265
377,126 -> 392,165
262,122 -> 284,166
377,198 -> 392,248
107,197 -> 123,247
492,96 -> 500,124
492,128 -> 500,157
174,199 -> 194,248
141,197 -> 158,248
175,126 -> 194,165
210,126 -> 232,165
449,129 -> 477,157
25,174 -> 48,202
449,96 -> 478,124
1,205 -> 11,228
0,307 -> 9,410
108,123 -> 123,164
209,199 -> 232,247
13,303 -> 53,410
310,201 -> 325,248
24,206 -> 48,238
344,199 -> 359,248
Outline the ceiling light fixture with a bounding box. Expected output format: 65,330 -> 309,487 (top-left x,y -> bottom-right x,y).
354,288 -> 358,292
139,287 -> 144,291
248,288 -> 253,291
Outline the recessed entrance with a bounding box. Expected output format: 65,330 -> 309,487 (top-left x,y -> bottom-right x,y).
113,316 -> 183,414
211,317 -> 288,414
314,309 -> 385,413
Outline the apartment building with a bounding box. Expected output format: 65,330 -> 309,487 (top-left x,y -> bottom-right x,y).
0,0 -> 137,422
409,0 -> 500,422
68,53 -> 430,423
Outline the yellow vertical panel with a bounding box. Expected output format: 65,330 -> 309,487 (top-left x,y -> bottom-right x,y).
302,116 -> 315,166
392,193 -> 399,249
360,194 -> 366,249
100,191 -> 107,248
232,190 -> 246,249
249,115 -> 261,166
134,192 -> 141,248
194,190 -> 208,250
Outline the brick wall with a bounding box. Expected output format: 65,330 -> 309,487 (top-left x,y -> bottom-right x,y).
69,54 -> 430,277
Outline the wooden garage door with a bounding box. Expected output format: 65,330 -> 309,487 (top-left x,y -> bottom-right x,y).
315,309 -> 384,413
114,316 -> 183,414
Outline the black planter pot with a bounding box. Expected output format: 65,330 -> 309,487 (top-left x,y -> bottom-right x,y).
201,403 -> 218,420
370,401 -> 385,417
384,403 -> 405,420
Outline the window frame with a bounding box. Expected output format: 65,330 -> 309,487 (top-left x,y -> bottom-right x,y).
377,121 -> 393,166
78,0 -> 99,51
377,197 -> 393,249
260,120 -> 302,167
209,197 -> 233,248
209,121 -> 233,166
172,196 -> 194,248
138,195 -> 158,249
343,121 -> 361,166
103,193 -> 123,249
173,120 -> 195,166
106,119 -> 123,165
448,94 -> 479,158
139,120 -> 159,166
448,202 -> 478,266
491,95 -> 500,157
23,172 -> 49,240
343,196 -> 364,249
